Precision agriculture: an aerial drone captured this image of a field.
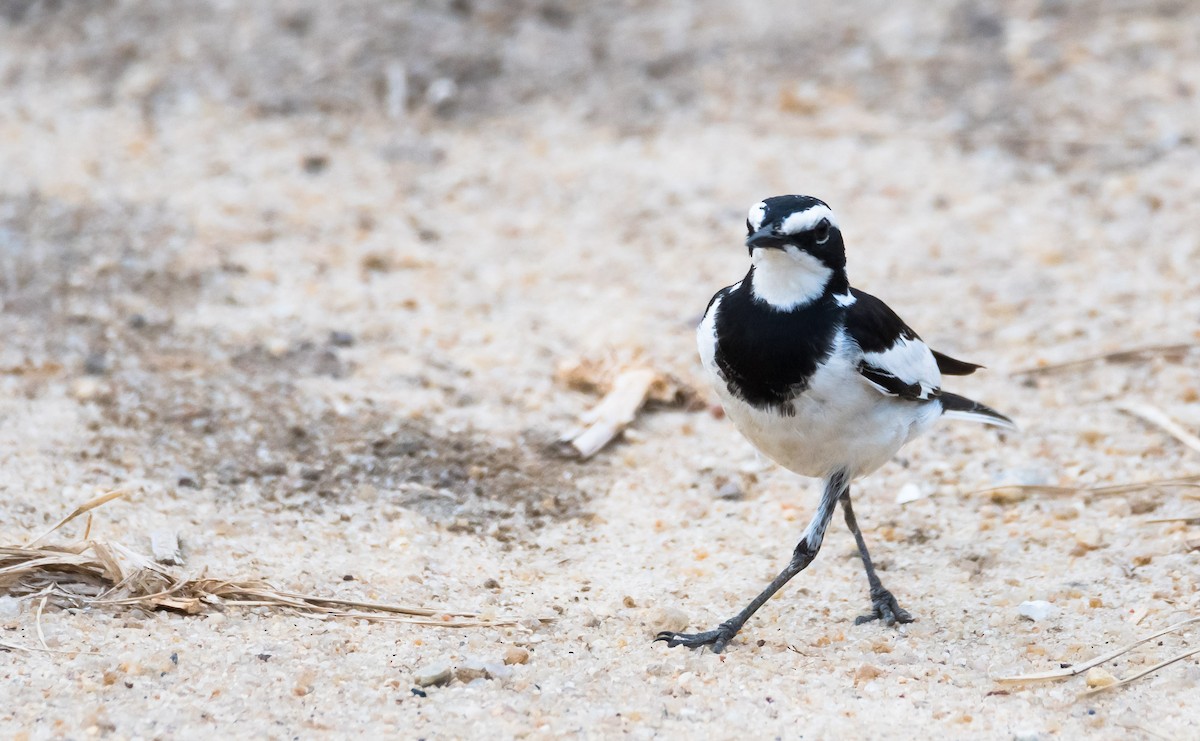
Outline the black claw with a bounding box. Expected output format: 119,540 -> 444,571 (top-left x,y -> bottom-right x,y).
654,624 -> 738,653
855,588 -> 914,627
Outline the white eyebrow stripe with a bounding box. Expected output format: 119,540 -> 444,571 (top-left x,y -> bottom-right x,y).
747,202 -> 767,231
779,205 -> 838,235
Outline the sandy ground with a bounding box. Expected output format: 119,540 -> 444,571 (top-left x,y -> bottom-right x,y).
2,1 -> 1199,738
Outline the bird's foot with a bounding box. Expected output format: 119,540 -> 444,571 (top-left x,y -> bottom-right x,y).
654,620 -> 741,653
855,587 -> 914,627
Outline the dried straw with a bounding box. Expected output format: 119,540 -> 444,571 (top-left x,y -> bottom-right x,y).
1080,646 -> 1200,696
1011,343 -> 1197,377
1,491 -> 544,630
557,354 -> 700,459
1117,402 -> 1200,457
971,474 -> 1200,503
995,616 -> 1200,695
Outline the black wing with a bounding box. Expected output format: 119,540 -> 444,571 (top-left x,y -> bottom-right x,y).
845,289 -> 942,401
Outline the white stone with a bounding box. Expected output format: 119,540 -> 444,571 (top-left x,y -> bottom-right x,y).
896,483 -> 924,504
1017,600 -> 1058,622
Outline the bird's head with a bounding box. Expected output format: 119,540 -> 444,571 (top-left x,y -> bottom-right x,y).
743,195 -> 848,310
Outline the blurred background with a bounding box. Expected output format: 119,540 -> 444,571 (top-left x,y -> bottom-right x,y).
3,0 -> 1197,486
2,1 -> 1199,735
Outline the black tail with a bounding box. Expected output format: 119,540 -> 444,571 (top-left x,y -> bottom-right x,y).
939,392 -> 1016,430
932,350 -> 983,376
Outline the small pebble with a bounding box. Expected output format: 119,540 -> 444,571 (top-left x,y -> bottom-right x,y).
1084,667 -> 1117,689
413,662 -> 452,687
896,482 -> 924,504
302,154 -> 329,174
518,616 -> 544,631
853,663 -> 884,685
988,487 -> 1029,504
647,606 -> 689,635
716,481 -> 744,500
70,377 -> 103,401
503,647 -> 530,665
1074,527 -> 1103,551
266,338 -> 289,357
149,530 -> 184,566
329,330 -> 354,347
454,659 -> 490,682
84,353 -> 107,375
0,596 -> 21,621
176,474 -> 199,489
1018,600 -> 1058,622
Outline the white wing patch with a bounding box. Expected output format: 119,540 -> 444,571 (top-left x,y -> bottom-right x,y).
779,204 -> 839,235
696,291 -> 723,372
859,336 -> 942,400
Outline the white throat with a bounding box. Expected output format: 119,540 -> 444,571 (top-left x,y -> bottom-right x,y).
749,246 -> 833,310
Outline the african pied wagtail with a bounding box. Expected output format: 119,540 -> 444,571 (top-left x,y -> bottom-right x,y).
656,195 -> 1014,653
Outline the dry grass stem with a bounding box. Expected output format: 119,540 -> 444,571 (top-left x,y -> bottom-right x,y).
1117,403 -> 1200,456
995,615 -> 1200,685
0,639 -> 97,655
1081,646 -> 1200,696
2,497 -> 545,630
972,475 -> 1200,503
1,540 -> 532,627
34,596 -> 49,651
1011,343 -> 1197,377
25,489 -> 128,548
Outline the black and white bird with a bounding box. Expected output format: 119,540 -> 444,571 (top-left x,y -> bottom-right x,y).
656,195 -> 1014,653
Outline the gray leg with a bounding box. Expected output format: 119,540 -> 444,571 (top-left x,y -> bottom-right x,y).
655,470 -> 849,653
839,489 -> 913,626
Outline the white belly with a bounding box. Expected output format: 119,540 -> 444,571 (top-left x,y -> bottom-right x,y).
698,303 -> 940,480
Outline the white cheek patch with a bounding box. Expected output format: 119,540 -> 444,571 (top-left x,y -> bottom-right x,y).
750,249 -> 833,310
780,205 -> 839,235
747,202 -> 767,231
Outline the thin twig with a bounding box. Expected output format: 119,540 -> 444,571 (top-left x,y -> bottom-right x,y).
994,615 -> 1200,684
1082,646 -> 1200,696
971,475 -> 1200,502
34,596 -> 49,651
25,489 -> 127,547
1117,403 -> 1200,456
1011,343 -> 1197,377
5,493 -> 550,631
0,640 -> 97,655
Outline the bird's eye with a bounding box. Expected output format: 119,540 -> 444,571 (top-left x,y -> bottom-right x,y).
814,220 -> 831,244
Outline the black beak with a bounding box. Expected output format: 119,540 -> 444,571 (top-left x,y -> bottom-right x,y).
745,225 -> 786,253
